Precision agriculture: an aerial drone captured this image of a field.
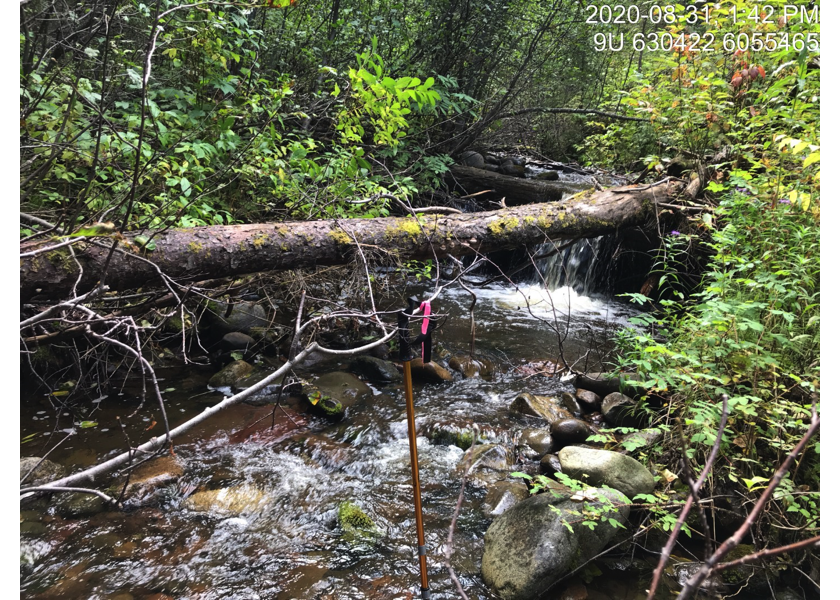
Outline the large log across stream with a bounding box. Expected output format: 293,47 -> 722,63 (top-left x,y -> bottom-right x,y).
20,181 -> 683,301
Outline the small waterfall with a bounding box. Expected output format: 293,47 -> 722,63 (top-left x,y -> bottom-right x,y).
532,236 -> 611,295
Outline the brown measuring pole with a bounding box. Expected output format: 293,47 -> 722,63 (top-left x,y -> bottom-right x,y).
398,297 -> 433,599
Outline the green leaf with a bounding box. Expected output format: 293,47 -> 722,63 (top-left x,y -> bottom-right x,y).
79,420 -> 98,429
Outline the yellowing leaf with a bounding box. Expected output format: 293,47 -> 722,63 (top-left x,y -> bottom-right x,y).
803,151 -> 820,168
792,141 -> 810,154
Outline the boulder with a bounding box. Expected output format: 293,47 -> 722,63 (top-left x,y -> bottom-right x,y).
202,301 -> 267,338
482,481 -> 530,518
481,487 -> 630,600
540,453 -> 564,477
408,358 -> 452,383
535,170 -> 560,181
311,371 -> 371,409
550,419 -> 594,447
518,428 -> 554,459
511,393 -> 573,426
459,150 -> 485,169
558,447 -> 654,499
621,428 -> 664,452
349,355 -> 401,382
575,372 -> 642,398
20,457 -> 66,486
575,388 -> 602,412
208,360 -> 254,388
220,332 -> 256,352
500,162 -> 526,177
560,392 -> 583,416
602,392 -> 643,427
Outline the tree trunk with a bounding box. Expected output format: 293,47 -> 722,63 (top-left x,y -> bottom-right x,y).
446,165 -> 591,205
20,182 -> 683,301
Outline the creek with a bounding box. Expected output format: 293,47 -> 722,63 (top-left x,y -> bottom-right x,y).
20,235 -> 663,599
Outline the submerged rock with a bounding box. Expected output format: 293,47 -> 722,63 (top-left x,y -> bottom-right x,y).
119,456 -> 184,504
311,371 -> 371,409
408,358 -> 452,383
558,447 -> 654,499
184,484 -> 269,515
449,355 -> 494,379
54,493 -> 106,518
458,444 -> 512,486
481,487 -> 630,600
667,545 -> 777,595
349,355 -> 401,382
208,360 -> 254,388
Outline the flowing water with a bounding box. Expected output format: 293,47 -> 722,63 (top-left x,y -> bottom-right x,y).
21,267 -> 655,599
20,165 -> 670,599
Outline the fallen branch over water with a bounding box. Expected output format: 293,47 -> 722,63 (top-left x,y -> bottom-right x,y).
20,180 -> 684,301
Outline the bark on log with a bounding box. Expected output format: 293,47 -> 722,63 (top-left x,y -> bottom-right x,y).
446,165 -> 592,206
20,181 -> 683,301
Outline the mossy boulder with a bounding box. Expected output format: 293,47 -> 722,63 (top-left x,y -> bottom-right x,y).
337,501 -> 381,544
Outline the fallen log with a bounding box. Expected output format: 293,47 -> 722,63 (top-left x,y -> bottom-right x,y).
446,165 -> 592,206
20,181 -> 684,301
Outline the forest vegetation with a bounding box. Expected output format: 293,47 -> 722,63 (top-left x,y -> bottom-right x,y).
20,0 -> 820,597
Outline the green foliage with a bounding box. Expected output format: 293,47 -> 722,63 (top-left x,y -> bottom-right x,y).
334,39 -> 440,147
600,0 -> 820,548
20,3 -> 453,231
513,472 -> 628,533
